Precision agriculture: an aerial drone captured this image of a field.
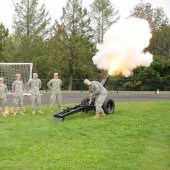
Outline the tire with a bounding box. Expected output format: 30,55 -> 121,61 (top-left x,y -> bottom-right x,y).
81,97 -> 90,105
102,98 -> 115,114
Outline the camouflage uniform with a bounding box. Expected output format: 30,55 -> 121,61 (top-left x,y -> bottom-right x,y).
0,83 -> 8,114
27,78 -> 42,111
12,80 -> 24,113
47,78 -> 62,111
89,81 -> 108,114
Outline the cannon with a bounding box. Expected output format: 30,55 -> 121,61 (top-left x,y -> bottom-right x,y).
53,75 -> 115,121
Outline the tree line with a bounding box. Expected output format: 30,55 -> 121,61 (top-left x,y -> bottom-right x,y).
0,0 -> 170,90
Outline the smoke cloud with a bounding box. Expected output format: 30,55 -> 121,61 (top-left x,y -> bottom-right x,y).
92,18 -> 153,77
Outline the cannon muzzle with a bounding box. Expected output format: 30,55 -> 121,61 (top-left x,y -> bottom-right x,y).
100,75 -> 110,87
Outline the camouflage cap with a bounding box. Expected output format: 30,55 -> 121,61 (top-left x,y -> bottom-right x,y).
0,77 -> 4,81
33,73 -> 38,76
84,79 -> 89,84
16,74 -> 21,77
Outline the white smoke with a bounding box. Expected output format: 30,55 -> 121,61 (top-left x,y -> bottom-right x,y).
92,18 -> 153,77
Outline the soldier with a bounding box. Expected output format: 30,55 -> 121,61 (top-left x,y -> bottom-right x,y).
47,73 -> 62,112
0,77 -> 8,117
84,79 -> 108,119
27,73 -> 43,114
12,74 -> 24,115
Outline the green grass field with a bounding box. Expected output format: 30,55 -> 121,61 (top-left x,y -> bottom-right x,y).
0,101 -> 170,170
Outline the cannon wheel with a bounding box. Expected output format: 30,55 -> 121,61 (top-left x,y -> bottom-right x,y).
102,98 -> 115,114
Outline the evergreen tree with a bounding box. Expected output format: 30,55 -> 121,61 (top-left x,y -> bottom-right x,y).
0,23 -> 9,61
50,0 -> 96,90
13,0 -> 51,39
1,35 -> 20,62
90,0 -> 120,43
149,25 -> 170,59
12,0 -> 51,62
130,0 -> 169,32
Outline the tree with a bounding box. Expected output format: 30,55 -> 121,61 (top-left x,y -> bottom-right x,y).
130,0 -> 169,32
47,24 -> 72,89
0,23 -> 9,60
1,35 -> 20,62
90,0 -> 120,43
13,0 -> 51,62
50,0 -> 96,90
149,25 -> 170,59
13,0 -> 51,39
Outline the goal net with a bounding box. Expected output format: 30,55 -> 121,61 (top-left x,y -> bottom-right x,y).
0,63 -> 33,92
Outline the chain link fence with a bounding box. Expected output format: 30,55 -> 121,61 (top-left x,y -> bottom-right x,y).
41,78 -> 170,92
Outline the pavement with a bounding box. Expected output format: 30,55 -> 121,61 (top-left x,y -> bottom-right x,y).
6,91 -> 170,105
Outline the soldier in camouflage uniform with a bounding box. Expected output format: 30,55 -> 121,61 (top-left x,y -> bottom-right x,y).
12,74 -> 24,115
84,79 -> 108,119
47,73 -> 62,112
0,77 -> 8,117
27,73 -> 43,114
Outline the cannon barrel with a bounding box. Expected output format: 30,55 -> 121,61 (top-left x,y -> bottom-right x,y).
100,75 -> 110,87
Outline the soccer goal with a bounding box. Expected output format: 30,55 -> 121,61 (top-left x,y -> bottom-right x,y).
0,63 -> 33,92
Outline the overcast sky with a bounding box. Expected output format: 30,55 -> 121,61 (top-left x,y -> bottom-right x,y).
0,0 -> 170,32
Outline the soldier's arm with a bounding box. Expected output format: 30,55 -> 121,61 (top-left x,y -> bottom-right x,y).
39,79 -> 42,89
27,80 -> 32,90
89,93 -> 95,102
88,85 -> 98,102
27,80 -> 31,87
5,85 -> 8,94
60,79 -> 62,86
47,80 -> 52,89
12,82 -> 15,93
92,84 -> 100,95
22,81 -> 24,91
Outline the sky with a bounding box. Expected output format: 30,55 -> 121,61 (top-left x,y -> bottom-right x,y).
0,0 -> 170,32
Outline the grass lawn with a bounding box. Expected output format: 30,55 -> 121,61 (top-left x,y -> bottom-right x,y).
0,100 -> 170,170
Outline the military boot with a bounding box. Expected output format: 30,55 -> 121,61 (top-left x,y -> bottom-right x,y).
2,107 -> 7,117
38,110 -> 44,114
100,112 -> 106,117
13,107 -> 17,116
92,113 -> 100,119
20,111 -> 25,115
2,112 -> 7,117
4,107 -> 9,116
19,107 -> 24,115
50,107 -> 54,113
32,110 -> 36,114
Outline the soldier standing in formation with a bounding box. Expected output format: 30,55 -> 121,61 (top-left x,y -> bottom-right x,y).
0,77 -> 8,117
12,74 -> 24,115
27,73 -> 43,114
84,79 -> 108,119
47,73 -> 62,112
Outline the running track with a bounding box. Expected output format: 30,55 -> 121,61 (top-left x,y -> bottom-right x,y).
6,91 -> 170,105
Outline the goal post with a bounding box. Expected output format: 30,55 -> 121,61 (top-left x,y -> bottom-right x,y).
0,63 -> 33,92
